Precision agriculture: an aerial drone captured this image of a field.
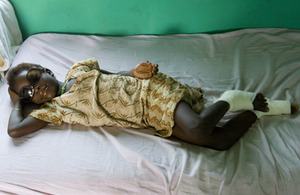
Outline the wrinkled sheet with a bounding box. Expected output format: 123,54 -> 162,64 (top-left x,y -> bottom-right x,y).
0,0 -> 22,80
0,28 -> 299,194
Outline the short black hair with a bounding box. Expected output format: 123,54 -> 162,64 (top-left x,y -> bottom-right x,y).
6,63 -> 55,93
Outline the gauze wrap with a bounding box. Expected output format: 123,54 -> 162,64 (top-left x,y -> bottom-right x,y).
253,99 -> 291,118
217,90 -> 291,118
217,90 -> 255,112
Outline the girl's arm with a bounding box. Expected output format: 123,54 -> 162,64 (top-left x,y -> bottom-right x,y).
8,99 -> 48,138
8,87 -> 18,104
101,62 -> 159,79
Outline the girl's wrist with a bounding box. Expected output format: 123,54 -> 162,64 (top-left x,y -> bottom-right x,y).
118,70 -> 133,77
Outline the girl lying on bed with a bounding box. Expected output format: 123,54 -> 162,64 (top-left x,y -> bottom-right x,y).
6,58 -> 298,150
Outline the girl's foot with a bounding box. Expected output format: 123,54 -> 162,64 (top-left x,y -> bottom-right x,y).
291,104 -> 299,114
253,93 -> 299,115
253,93 -> 269,112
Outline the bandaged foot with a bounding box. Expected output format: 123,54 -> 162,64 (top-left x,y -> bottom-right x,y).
217,90 -> 293,118
217,90 -> 255,112
253,99 -> 291,118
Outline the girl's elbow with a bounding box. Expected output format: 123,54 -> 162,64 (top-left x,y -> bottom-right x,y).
7,128 -> 23,138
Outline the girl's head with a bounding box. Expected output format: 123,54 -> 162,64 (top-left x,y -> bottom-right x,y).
7,63 -> 59,104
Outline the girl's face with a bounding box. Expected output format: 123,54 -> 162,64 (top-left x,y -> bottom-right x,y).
14,69 -> 59,104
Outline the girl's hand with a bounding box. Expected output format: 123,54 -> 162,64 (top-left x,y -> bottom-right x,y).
131,62 -> 159,79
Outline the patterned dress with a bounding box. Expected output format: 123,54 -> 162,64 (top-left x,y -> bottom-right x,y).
30,58 -> 204,137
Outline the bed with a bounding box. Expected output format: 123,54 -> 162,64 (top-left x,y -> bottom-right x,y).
1,1 -> 300,195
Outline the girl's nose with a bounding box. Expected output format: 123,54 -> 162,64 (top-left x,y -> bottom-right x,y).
33,85 -> 40,96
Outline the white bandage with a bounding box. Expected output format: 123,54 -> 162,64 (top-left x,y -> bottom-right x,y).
253,99 -> 291,118
216,90 -> 255,112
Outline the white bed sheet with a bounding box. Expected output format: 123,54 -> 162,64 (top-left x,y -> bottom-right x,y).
0,28 -> 299,195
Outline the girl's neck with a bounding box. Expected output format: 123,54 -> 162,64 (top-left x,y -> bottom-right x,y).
57,81 -> 65,96
57,79 -> 75,96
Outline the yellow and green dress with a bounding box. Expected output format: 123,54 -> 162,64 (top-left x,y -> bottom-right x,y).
30,58 -> 204,137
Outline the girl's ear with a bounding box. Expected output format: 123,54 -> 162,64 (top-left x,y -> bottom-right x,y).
8,87 -> 19,104
44,68 -> 55,77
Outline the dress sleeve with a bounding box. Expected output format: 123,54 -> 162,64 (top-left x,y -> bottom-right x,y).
29,101 -> 63,126
65,58 -> 100,81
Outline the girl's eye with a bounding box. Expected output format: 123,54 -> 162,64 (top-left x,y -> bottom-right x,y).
27,68 -> 42,85
29,74 -> 40,84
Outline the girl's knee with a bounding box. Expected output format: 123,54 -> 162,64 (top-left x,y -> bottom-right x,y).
179,119 -> 213,142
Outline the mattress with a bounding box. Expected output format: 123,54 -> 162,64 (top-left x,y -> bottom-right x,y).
0,28 -> 299,194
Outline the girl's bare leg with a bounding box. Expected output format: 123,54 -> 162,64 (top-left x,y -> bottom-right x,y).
172,94 -> 268,150
198,111 -> 257,150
